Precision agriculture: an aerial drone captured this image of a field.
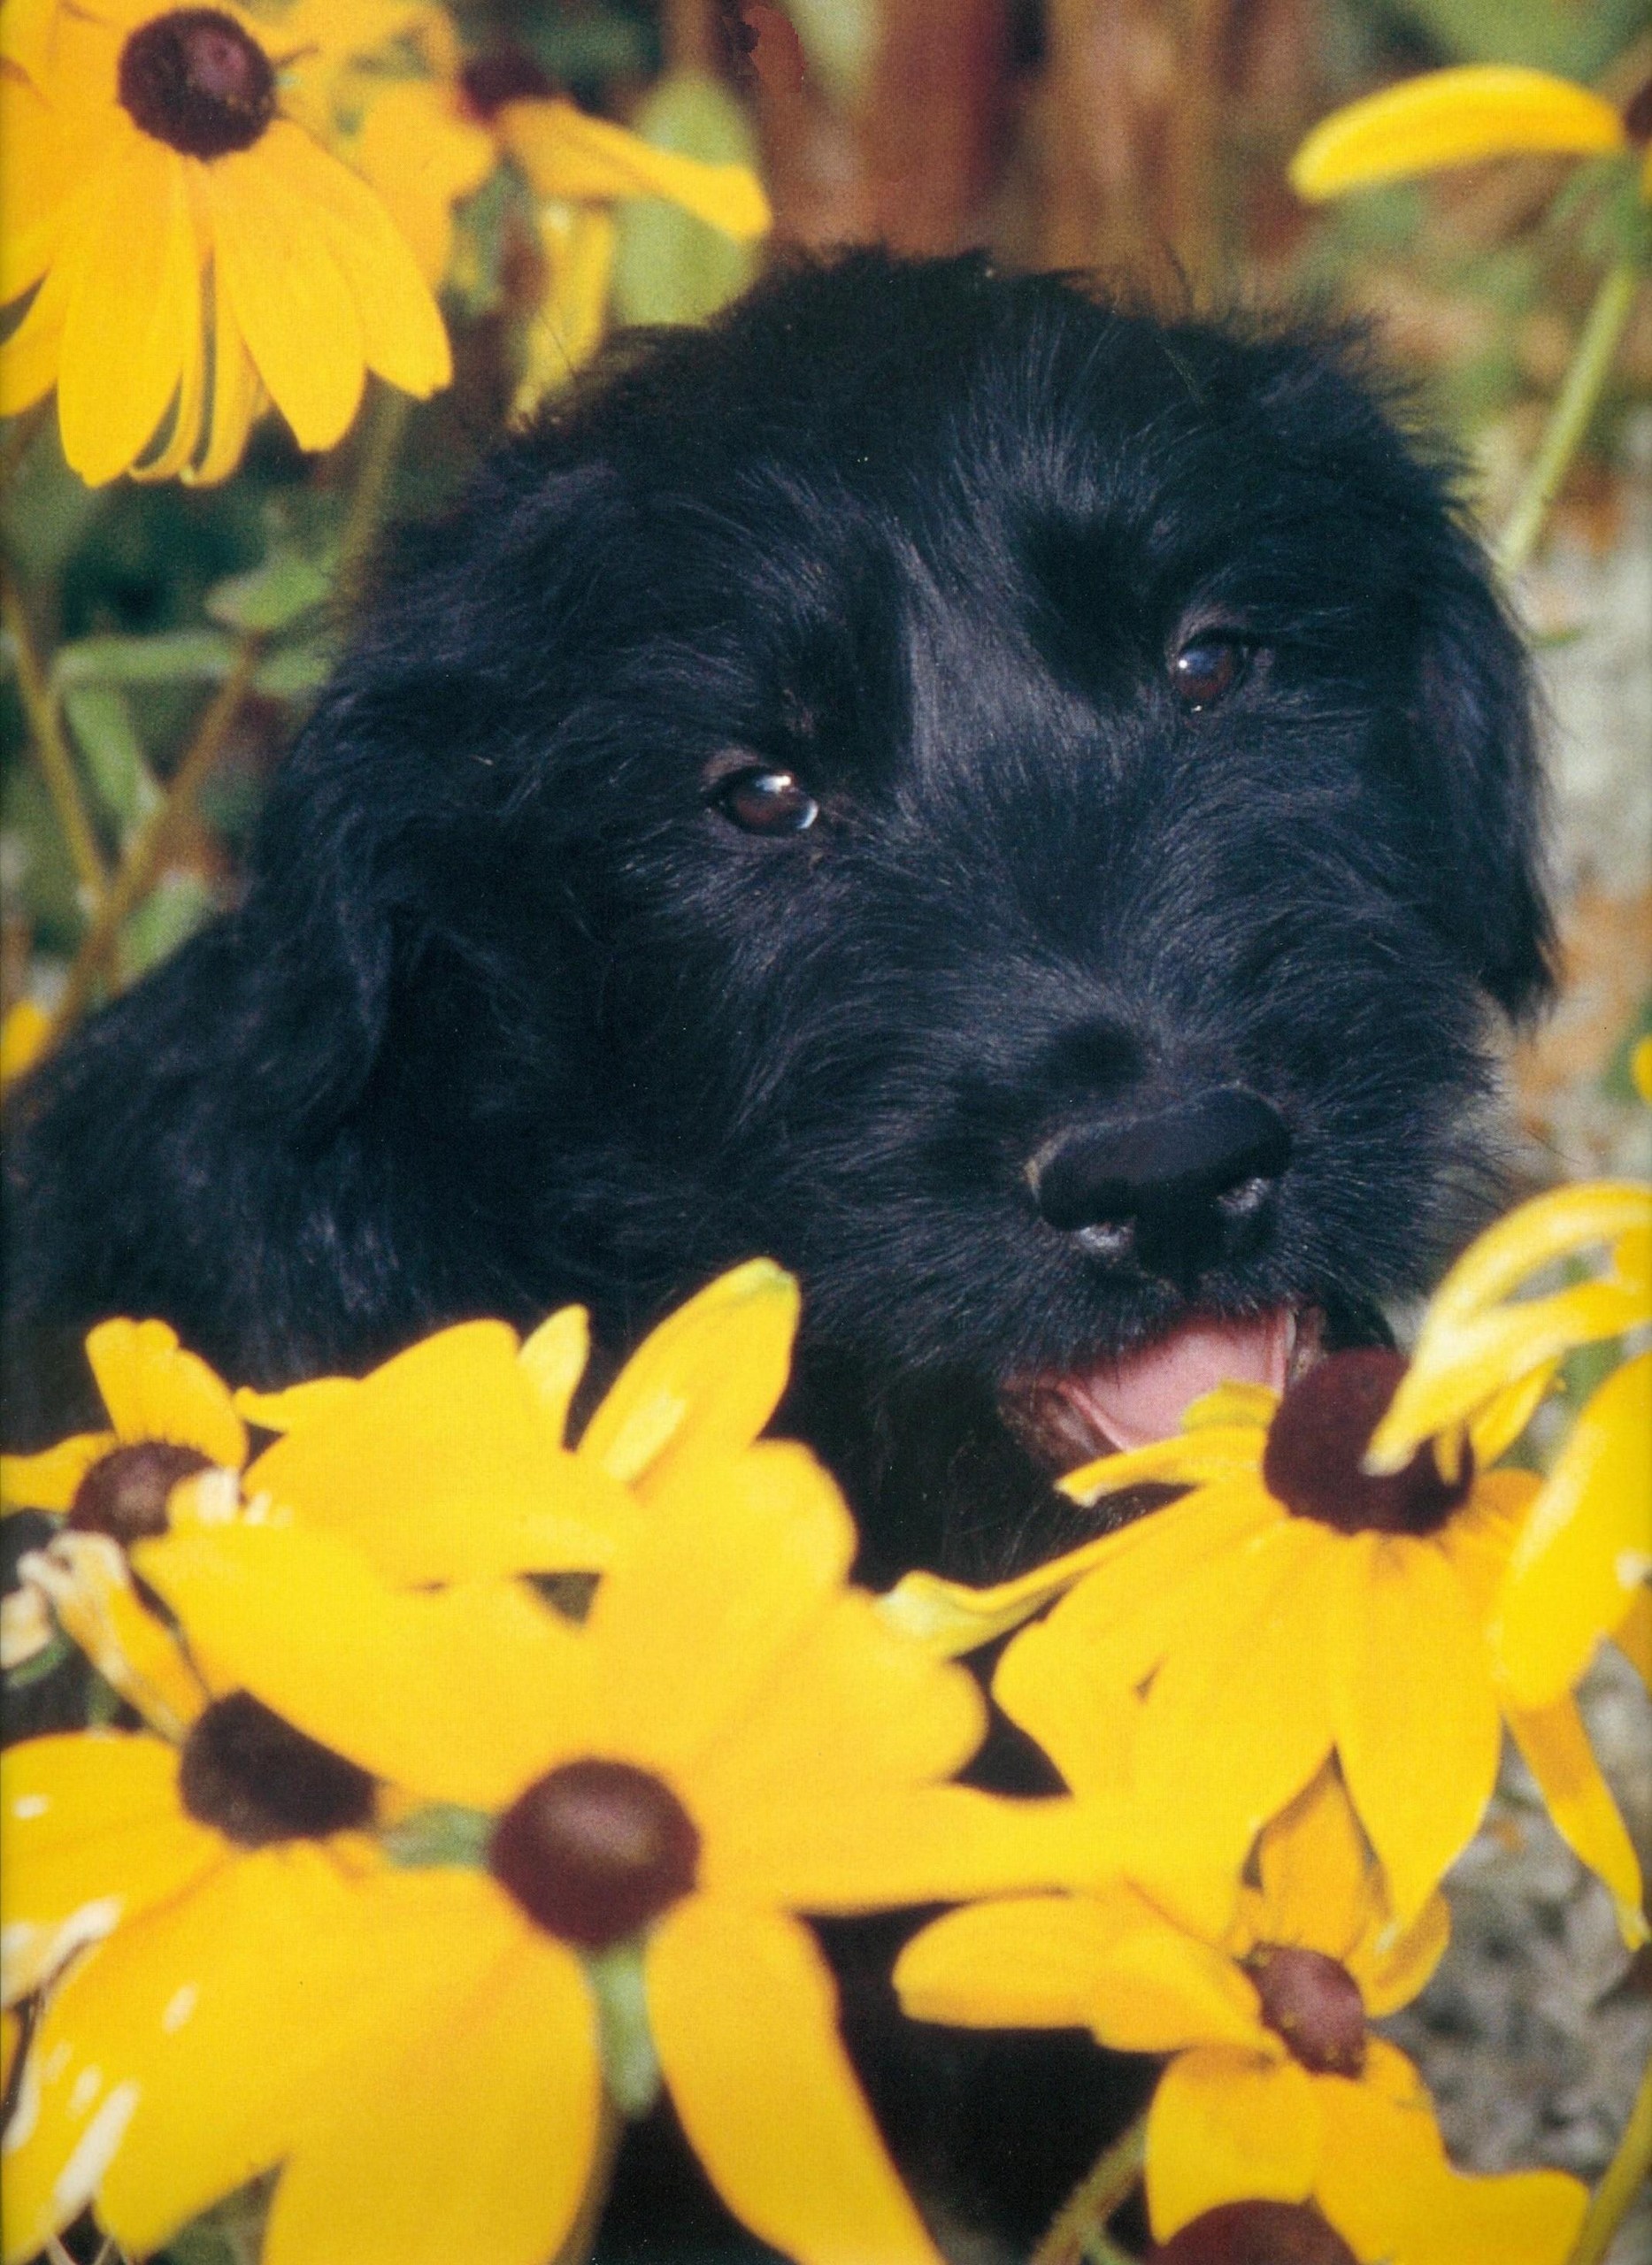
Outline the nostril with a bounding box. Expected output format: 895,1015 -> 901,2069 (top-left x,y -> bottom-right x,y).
1030,1090 -> 1291,1255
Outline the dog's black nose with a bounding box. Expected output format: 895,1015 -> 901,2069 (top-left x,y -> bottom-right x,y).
1031,1088 -> 1291,1287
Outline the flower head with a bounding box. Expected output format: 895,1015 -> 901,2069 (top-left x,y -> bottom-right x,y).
896,1766 -> 1587,2265
886,1341 -> 1646,1941
1,0 -> 451,482
95,1424 -> 1085,2265
1289,63 -> 1651,202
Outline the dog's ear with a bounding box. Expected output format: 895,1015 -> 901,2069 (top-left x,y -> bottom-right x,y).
241,454 -> 624,1129
1412,525 -> 1556,1022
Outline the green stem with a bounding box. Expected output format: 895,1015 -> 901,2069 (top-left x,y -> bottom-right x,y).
552,2092 -> 626,2265
333,382 -> 413,613
1568,2051 -> 1652,2265
1031,2111 -> 1149,2265
1495,258 -> 1642,583
0,559 -> 109,905
42,633 -> 265,1049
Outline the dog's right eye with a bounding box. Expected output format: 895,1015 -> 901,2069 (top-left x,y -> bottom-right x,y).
708,768 -> 820,837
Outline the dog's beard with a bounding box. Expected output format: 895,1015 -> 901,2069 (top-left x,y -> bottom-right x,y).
1000,1302 -> 1325,1468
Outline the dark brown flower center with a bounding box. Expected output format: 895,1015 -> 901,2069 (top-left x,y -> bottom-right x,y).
458,46 -> 557,121
67,1440 -> 214,1545
119,10 -> 276,158
1245,1942 -> 1366,2077
1262,1348 -> 1470,1536
488,1758 -> 700,1949
179,1691 -> 376,1847
1151,2200 -> 1358,2265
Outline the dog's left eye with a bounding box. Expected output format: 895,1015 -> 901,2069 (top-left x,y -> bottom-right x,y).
709,768 -> 820,836
1170,635 -> 1249,711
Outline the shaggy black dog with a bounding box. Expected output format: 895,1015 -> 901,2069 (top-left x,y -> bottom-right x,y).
4,250 -> 1551,2253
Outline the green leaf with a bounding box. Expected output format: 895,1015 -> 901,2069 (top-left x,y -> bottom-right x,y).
206,549 -> 332,634
253,639 -> 334,699
62,683 -> 161,835
118,869 -> 218,982
0,418 -> 99,583
611,73 -> 763,331
586,1940 -> 662,2117
383,1802 -> 494,1870
53,630 -> 238,691
4,1629 -> 73,1691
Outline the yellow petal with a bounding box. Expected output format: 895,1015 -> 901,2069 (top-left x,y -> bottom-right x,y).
1493,1351 -> 1652,1708
688,1589 -> 986,1816
1329,1535 -> 1502,1923
518,202 -> 617,404
0,66 -> 66,303
1060,1424 -> 1269,1506
1506,1696 -> 1647,1947
184,248 -> 263,486
1612,1583 -> 1652,1685
206,142 -> 365,452
577,1259 -> 799,1493
57,133 -> 199,486
895,1887 -> 1264,2053
1254,1763 -> 1375,1964
1145,2047 -> 1318,2240
132,272 -> 208,483
242,1319 -> 634,1584
231,1377 -> 360,1432
583,1440 -> 851,1770
1132,1520 -> 1339,1893
0,1733 -> 221,2006
20,1533 -> 207,1739
267,1901 -> 599,2265
993,1608 -> 1147,1803
1434,1466 -> 1539,1624
4,1841 -> 381,2261
1369,1182 -> 1652,1470
256,123 -> 449,398
0,255 -> 69,417
1315,2042 -> 1586,2265
1356,1889 -> 1451,2018
501,99 -> 771,238
518,1304 -> 591,1440
1466,1355 -> 1560,1468
2,1432 -> 114,1514
881,1473 -> 1270,1662
1290,65 -> 1627,201
702,1784 -> 1094,1913
349,79 -> 495,287
134,1524 -> 593,1808
85,1318 -> 246,1468
648,1897 -> 944,2265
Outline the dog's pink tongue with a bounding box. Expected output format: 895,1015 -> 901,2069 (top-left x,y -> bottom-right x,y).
1062,1310 -> 1294,1454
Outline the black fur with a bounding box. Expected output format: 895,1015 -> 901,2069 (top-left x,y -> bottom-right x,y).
4,250 -> 1552,2253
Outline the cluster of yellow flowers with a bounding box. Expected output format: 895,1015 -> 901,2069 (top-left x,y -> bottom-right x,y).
0,0 -> 769,484
2,1117 -> 1647,2261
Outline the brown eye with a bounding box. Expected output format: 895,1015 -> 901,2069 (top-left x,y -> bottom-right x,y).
1171,636 -> 1247,711
711,769 -> 819,836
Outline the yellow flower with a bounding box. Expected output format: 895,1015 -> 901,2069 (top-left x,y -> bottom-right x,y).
1368,1179 -> 1652,1711
888,1347 -> 1646,1943
1290,62 -> 1652,202
0,0 -> 450,484
0,998 -> 51,1093
449,47 -> 769,402
896,1766 -> 1587,2265
3,1262 -> 792,1695
110,1439 -> 1087,2265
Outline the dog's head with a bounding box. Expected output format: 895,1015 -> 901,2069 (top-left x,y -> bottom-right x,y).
243,250 -> 1552,1574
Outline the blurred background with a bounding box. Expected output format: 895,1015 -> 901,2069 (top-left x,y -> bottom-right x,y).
3,5 -> 1648,2246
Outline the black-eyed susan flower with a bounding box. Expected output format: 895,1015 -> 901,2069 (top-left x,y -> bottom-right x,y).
107,1439 -> 1088,2265
0,0 -> 450,483
895,1765 -> 1587,2265
1367,1179 -> 1652,1713
1289,62 -> 1652,203
887,1345 -> 1646,1943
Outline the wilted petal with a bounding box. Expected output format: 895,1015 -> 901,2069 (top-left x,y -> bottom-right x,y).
501,99 -> 771,238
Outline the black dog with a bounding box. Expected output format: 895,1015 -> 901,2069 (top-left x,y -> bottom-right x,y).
4,250 -> 1551,2252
